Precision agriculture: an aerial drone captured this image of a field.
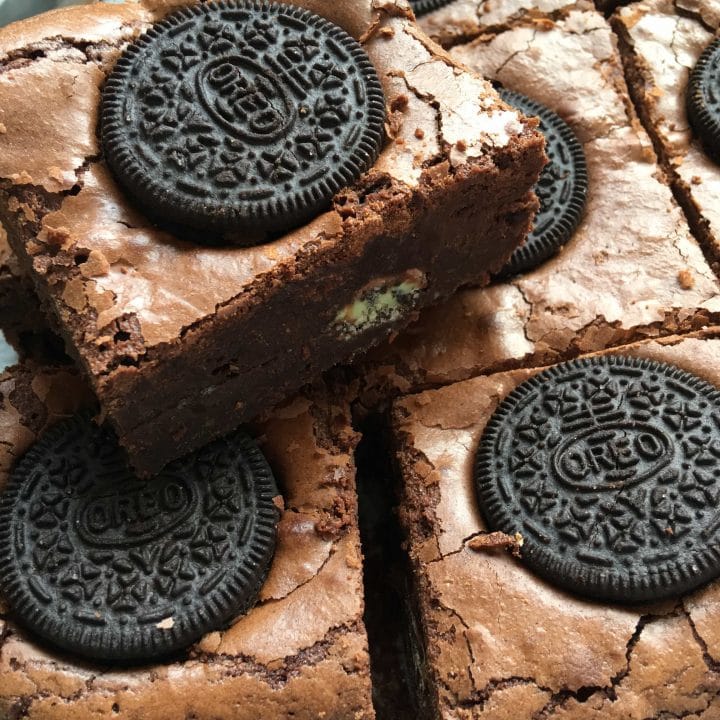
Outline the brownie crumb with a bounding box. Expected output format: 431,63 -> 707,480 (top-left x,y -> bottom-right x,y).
678,269 -> 695,289
414,128 -> 425,140
390,94 -> 409,112
692,175 -> 703,185
467,531 -> 524,557
42,225 -> 72,248
455,139 -> 467,152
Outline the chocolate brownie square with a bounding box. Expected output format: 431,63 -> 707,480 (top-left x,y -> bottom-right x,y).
392,330 -> 720,719
0,361 -> 374,719
354,1 -> 720,407
613,0 -> 720,269
0,0 -> 545,475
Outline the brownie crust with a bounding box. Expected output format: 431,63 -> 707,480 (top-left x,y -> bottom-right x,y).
0,0 -> 545,474
393,330 -> 720,719
0,362 -> 374,720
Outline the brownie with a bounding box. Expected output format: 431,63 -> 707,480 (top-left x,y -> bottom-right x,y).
392,329 -> 720,719
353,1 -> 720,409
0,0 -> 545,475
0,361 -> 374,719
613,0 -> 720,269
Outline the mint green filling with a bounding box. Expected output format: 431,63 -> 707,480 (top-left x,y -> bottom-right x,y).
335,280 -> 422,337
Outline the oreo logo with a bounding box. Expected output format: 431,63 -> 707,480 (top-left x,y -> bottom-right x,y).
77,477 -> 197,548
198,56 -> 295,141
552,423 -> 672,491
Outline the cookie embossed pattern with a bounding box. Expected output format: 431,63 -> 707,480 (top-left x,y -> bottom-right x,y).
102,1 -> 385,237
0,416 -> 280,661
476,356 -> 720,603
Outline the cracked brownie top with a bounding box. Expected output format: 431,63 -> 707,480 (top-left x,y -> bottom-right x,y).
613,0 -> 720,266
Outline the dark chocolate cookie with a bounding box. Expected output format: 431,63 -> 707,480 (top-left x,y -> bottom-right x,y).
410,0 -> 456,16
101,1 -> 385,240
475,356 -> 720,604
0,416 -> 280,661
496,88 -> 588,278
687,38 -> 720,165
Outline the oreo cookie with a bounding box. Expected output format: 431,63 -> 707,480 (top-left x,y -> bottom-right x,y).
0,416 -> 279,662
496,88 -> 588,278
101,1 -> 385,240
410,0 -> 456,15
687,38 -> 720,165
475,356 -> 720,604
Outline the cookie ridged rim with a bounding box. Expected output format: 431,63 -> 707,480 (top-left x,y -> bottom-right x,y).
101,0 -> 386,235
410,0 -> 456,16
475,355 -> 720,604
496,88 -> 588,279
687,37 -> 720,165
0,415 -> 280,662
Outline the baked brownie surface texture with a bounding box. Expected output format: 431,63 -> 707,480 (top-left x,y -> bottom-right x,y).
354,2 -> 720,406
614,0 -> 720,266
417,0 -> 595,48
393,331 -> 720,719
0,0 -> 545,475
0,362 -> 374,719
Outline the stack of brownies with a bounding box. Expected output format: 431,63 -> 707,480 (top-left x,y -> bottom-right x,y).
1,0 -> 720,718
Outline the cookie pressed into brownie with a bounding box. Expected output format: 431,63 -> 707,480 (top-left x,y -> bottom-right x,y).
613,0 -> 720,268
0,0 -> 545,475
392,330 -> 720,719
353,0 -> 720,407
0,358 -> 373,719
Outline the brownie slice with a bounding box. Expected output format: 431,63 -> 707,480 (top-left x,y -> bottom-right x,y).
613,0 -> 720,270
0,1 -> 545,475
353,2 -> 720,409
0,362 -> 374,720
392,329 -> 720,719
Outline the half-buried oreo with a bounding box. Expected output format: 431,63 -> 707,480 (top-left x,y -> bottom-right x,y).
475,355 -> 720,604
687,38 -> 720,165
101,1 -> 386,241
0,415 -> 279,662
496,88 -> 588,278
410,0 -> 457,15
